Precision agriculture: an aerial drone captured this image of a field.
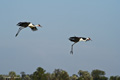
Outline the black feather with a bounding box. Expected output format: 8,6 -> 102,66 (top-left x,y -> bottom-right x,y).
17,22 -> 30,27
31,27 -> 38,31
69,37 -> 80,42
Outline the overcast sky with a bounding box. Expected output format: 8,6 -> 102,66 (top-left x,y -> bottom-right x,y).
0,0 -> 120,77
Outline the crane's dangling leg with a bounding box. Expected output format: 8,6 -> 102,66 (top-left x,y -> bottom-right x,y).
15,27 -> 24,37
70,42 -> 76,54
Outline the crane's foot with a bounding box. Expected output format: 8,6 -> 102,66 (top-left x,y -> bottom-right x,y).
70,51 -> 73,55
15,33 -> 18,37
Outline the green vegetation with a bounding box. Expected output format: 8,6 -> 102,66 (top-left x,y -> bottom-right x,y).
0,67 -> 120,80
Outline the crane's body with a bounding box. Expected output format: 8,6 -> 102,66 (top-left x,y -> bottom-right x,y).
69,36 -> 91,54
15,22 -> 41,37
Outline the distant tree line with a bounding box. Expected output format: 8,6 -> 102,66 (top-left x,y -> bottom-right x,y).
0,67 -> 120,80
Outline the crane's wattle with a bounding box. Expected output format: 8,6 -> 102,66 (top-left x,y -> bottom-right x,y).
36,24 -> 42,27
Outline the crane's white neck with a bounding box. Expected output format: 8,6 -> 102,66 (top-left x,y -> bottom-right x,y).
35,24 -> 40,27
28,23 -> 41,27
79,38 -> 86,42
79,37 -> 90,42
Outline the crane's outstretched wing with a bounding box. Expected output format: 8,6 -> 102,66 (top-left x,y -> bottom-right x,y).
15,27 -> 24,37
30,27 -> 38,31
17,22 -> 30,27
69,37 -> 80,42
